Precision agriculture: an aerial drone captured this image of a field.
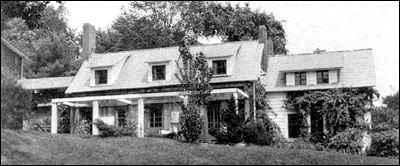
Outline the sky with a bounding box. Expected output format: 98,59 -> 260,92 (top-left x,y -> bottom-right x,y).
59,1 -> 399,103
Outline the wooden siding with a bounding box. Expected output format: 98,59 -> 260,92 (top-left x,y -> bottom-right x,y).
266,92 -> 291,138
1,42 -> 22,79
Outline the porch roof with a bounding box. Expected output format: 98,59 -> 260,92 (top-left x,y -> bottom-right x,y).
51,88 -> 249,104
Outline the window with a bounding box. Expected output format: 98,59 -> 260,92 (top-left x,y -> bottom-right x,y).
150,107 -> 162,128
100,107 -> 114,117
152,65 -> 166,81
288,114 -> 301,138
212,60 -> 227,75
317,70 -> 329,84
95,70 -> 108,85
207,101 -> 221,129
295,72 -> 307,85
117,108 -> 127,128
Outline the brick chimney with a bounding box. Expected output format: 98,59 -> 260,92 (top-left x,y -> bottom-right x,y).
82,23 -> 96,61
259,25 -> 273,72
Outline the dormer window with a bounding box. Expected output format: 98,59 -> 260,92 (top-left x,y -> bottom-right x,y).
295,72 -> 306,85
317,70 -> 329,84
212,60 -> 227,75
152,65 -> 166,81
95,70 -> 108,85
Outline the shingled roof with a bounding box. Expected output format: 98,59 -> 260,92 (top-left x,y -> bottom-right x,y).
261,49 -> 376,92
19,76 -> 74,90
66,41 -> 264,94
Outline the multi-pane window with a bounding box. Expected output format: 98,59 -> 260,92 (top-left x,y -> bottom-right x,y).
99,107 -> 114,117
295,72 -> 307,85
212,60 -> 227,75
152,65 -> 166,81
317,70 -> 329,84
117,109 -> 127,128
95,70 -> 108,85
150,107 -> 162,128
207,102 -> 221,129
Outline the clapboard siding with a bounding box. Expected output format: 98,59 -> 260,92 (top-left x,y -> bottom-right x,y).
266,92 -> 291,138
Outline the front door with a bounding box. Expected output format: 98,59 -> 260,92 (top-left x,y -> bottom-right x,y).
311,110 -> 324,135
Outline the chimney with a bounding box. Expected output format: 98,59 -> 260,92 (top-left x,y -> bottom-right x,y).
82,23 -> 96,61
259,25 -> 274,72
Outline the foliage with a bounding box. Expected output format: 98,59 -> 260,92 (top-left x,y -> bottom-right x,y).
175,41 -> 213,106
94,119 -> 136,138
97,2 -> 287,54
175,39 -> 213,143
202,2 -> 287,54
57,105 -> 70,133
383,91 -> 399,110
369,129 -> 399,157
371,107 -> 399,132
1,3 -> 82,78
178,105 -> 204,143
369,106 -> 399,157
1,1 -> 60,29
242,120 -> 272,146
1,70 -> 33,129
327,128 -> 364,155
76,120 -> 91,136
285,87 -> 379,138
210,96 -> 245,144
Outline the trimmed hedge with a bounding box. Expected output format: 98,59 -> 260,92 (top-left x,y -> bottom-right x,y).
94,119 -> 136,138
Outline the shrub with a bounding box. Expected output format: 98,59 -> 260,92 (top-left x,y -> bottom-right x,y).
242,120 -> 273,146
210,96 -> 245,144
371,107 -> 399,132
94,119 -> 136,138
369,129 -> 399,157
328,128 -> 364,154
58,105 -> 70,133
77,120 -> 91,136
179,105 -> 204,143
1,70 -> 32,129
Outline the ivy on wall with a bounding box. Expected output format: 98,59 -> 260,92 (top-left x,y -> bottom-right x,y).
284,87 -> 379,138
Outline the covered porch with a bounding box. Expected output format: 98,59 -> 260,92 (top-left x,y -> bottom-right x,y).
50,88 -> 250,137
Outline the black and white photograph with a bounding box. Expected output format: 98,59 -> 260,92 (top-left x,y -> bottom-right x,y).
1,1 -> 399,165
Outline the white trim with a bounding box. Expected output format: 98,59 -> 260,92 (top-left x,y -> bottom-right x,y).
116,99 -> 132,105
63,102 -> 88,107
51,88 -> 249,103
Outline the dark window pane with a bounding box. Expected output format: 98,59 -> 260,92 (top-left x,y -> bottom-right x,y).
295,72 -> 306,85
152,65 -> 166,80
212,60 -> 227,75
317,70 -> 329,84
95,70 -> 108,85
288,114 -> 301,138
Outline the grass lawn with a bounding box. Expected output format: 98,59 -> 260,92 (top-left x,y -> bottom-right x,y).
1,129 -> 398,165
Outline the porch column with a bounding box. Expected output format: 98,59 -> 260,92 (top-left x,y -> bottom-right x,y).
51,103 -> 58,134
307,114 -> 311,133
200,105 -> 208,142
233,92 -> 238,114
137,98 -> 144,138
244,99 -> 250,121
92,100 -> 99,135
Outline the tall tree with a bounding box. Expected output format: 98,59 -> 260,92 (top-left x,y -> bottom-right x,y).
98,1 -> 287,54
1,3 -> 81,78
1,1 -> 60,29
383,91 -> 399,110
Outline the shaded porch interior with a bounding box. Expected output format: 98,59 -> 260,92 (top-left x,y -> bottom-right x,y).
50,88 -> 250,137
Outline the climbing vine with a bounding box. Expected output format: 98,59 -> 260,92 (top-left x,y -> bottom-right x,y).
285,87 -> 379,138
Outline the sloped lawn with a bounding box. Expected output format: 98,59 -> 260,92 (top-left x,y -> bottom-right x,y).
1,129 -> 398,165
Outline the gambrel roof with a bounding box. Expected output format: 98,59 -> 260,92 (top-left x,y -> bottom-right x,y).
66,41 -> 264,94
261,49 -> 376,92
19,76 -> 74,90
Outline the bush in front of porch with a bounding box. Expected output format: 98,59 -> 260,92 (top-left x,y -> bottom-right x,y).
94,119 -> 136,138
